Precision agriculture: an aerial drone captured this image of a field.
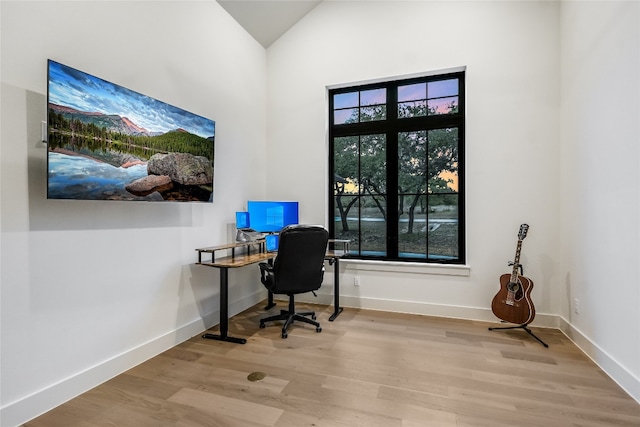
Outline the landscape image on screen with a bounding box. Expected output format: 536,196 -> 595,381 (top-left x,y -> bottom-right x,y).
47,60 -> 215,202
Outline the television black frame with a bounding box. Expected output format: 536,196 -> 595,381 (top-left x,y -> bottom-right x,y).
46,59 -> 216,203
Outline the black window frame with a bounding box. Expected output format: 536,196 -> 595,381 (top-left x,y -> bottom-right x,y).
328,70 -> 465,264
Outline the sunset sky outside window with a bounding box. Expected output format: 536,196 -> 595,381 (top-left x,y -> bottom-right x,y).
329,70 -> 464,263
334,78 -> 459,124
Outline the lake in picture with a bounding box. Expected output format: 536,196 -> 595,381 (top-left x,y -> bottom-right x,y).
47,60 -> 215,202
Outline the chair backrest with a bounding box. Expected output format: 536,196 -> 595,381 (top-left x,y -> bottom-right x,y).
271,224 -> 329,294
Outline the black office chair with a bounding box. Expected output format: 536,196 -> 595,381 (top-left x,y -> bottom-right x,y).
258,224 -> 329,338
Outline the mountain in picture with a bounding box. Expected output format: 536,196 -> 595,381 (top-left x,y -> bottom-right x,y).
46,59 -> 216,202
49,103 -> 159,136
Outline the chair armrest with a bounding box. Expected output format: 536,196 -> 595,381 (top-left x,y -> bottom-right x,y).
259,262 -> 273,272
258,262 -> 273,283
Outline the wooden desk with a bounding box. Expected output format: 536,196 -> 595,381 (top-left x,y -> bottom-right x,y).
196,238 -> 350,344
196,241 -> 275,344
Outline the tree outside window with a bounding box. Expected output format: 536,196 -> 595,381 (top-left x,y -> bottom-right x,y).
329,71 -> 465,263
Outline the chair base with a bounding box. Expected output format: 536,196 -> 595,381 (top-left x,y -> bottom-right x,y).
260,296 -> 322,339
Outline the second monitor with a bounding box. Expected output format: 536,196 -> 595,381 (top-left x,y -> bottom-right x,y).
247,200 -> 299,234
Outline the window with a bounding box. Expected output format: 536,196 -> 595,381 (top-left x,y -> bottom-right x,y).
329,70 -> 465,264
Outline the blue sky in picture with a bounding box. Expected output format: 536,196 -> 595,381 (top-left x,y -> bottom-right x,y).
48,60 -> 215,139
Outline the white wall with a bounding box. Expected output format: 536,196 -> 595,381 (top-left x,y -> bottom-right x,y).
267,2 -> 561,323
266,0 -> 639,403
559,0 -> 640,401
0,1 -> 268,425
2,1 -> 639,425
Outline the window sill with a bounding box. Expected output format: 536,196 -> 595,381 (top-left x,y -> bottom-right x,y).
340,258 -> 471,277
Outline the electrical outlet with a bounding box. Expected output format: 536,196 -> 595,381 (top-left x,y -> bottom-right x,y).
354,276 -> 361,287
574,298 -> 580,314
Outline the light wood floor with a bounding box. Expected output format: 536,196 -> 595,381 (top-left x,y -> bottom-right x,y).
24,303 -> 640,426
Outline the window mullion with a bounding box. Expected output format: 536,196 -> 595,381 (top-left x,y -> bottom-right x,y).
329,71 -> 465,264
386,85 -> 399,259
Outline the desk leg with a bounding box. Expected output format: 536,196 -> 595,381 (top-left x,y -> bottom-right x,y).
329,257 -> 343,321
202,268 -> 247,344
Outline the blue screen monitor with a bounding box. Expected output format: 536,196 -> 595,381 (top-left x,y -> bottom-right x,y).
265,234 -> 279,252
247,201 -> 299,233
235,211 -> 250,229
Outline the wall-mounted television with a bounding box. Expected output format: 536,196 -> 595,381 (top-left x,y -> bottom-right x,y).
247,201 -> 299,233
46,59 -> 215,202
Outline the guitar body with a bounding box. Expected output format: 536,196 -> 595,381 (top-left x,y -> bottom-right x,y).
491,273 -> 535,325
490,224 -> 536,326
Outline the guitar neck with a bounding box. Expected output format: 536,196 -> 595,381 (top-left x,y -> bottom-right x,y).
510,240 -> 523,281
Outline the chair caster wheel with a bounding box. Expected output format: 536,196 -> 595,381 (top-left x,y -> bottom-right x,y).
316,327 -> 322,333
282,332 -> 288,339
312,314 -> 317,320
259,322 -> 265,329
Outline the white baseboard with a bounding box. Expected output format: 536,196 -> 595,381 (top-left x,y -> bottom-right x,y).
4,290 -> 638,427
0,290 -> 267,427
295,290 -> 559,326
557,316 -> 640,404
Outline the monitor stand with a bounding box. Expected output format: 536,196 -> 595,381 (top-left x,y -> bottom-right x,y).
236,228 -> 265,242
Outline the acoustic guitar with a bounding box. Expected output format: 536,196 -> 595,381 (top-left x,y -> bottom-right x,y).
491,224 -> 536,325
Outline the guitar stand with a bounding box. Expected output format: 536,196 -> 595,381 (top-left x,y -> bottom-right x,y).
488,322 -> 549,348
490,231 -> 548,347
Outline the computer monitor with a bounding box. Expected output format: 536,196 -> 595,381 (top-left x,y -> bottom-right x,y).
265,234 -> 279,252
235,211 -> 250,229
247,200 -> 299,233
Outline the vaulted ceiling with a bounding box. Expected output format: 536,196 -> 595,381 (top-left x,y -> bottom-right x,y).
217,1 -> 322,48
